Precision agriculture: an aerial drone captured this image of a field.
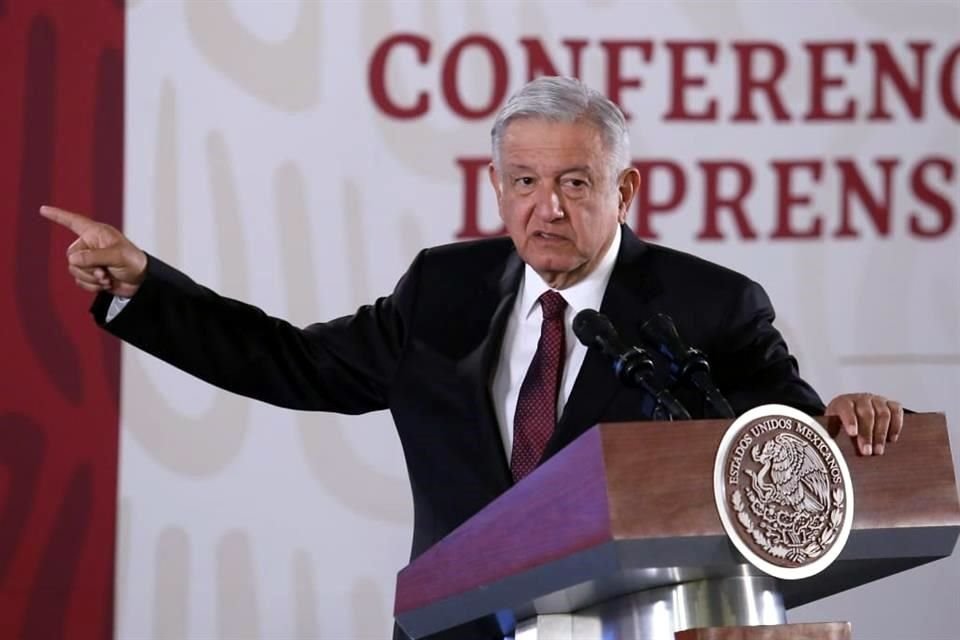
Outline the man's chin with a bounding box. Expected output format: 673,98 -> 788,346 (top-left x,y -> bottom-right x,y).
524,256 -> 590,286
526,256 -> 573,273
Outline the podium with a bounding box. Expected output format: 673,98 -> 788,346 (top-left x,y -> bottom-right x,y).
394,414 -> 960,639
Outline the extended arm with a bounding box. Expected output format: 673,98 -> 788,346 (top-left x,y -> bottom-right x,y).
42,205 -> 417,413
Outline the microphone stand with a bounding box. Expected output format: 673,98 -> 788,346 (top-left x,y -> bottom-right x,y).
675,348 -> 735,419
613,347 -> 692,421
640,314 -> 735,419
573,309 -> 692,422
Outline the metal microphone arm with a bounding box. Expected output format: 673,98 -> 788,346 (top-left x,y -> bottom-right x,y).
675,348 -> 735,419
593,333 -> 692,422
640,314 -> 735,419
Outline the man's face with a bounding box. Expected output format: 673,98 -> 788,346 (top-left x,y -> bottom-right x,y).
489,118 -> 637,289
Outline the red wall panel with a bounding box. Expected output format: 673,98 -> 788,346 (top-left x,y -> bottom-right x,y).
1,1 -> 123,638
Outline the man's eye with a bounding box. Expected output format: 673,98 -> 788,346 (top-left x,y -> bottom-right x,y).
563,179 -> 587,189
515,177 -> 535,187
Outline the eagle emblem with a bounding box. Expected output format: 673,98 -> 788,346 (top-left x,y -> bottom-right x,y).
746,433 -> 830,514
714,405 -> 854,580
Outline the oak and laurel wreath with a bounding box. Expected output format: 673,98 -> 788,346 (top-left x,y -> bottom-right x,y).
731,487 -> 845,563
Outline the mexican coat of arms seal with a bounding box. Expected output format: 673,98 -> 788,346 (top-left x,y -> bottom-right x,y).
714,404 -> 855,579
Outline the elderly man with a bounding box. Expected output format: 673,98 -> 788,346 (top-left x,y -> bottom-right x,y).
43,76 -> 901,640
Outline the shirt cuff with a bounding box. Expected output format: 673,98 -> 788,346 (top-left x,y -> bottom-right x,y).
105,295 -> 132,323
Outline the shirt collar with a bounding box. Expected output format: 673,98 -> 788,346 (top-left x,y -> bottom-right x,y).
518,225 -> 621,320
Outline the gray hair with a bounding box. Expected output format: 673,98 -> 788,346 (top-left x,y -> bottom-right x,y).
490,76 -> 631,178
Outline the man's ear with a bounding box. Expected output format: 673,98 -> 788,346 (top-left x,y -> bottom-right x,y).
617,167 -> 640,223
488,163 -> 503,211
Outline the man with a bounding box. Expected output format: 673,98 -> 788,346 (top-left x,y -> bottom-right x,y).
43,77 -> 902,639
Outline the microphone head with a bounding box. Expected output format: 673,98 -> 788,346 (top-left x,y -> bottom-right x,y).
640,313 -> 712,378
573,309 -> 621,355
576,309 -> 656,385
639,313 -> 687,362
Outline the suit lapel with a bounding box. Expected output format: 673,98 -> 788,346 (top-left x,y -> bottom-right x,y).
546,227 -> 659,458
456,250 -> 524,492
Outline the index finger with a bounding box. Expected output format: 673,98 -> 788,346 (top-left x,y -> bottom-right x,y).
39,205 -> 96,235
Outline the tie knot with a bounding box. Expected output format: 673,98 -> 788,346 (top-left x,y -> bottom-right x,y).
539,290 -> 567,321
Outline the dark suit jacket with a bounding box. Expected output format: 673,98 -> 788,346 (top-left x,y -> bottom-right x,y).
92,226 -> 823,639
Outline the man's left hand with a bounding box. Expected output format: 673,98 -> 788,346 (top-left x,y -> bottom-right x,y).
825,393 -> 904,456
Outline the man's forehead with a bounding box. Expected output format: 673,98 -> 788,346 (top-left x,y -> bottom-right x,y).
500,117 -> 603,144
499,119 -> 606,168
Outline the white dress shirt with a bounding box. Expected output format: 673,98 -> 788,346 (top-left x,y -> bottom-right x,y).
491,225 -> 621,465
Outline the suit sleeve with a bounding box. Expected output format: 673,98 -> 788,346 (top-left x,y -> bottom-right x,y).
709,280 -> 825,416
90,252 -> 423,413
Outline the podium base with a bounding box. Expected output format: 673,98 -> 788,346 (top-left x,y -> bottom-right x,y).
514,576 -> 785,640
675,622 -> 851,640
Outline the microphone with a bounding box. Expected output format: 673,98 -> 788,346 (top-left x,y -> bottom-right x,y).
639,313 -> 735,418
573,310 -> 691,421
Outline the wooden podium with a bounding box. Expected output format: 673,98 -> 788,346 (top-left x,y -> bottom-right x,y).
394,414 -> 960,639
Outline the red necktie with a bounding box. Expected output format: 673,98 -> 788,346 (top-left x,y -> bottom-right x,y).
511,290 -> 567,482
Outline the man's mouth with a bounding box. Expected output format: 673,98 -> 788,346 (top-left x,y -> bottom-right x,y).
532,231 -> 567,241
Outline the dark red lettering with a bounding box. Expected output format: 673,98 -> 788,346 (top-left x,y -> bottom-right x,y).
368,34 -> 431,119
664,40 -> 718,121
770,160 -> 824,238
599,40 -> 654,120
940,44 -> 960,120
804,42 -> 856,121
909,157 -> 955,237
867,41 -> 930,121
696,161 -> 757,240
731,41 -> 790,122
519,38 -> 589,81
834,158 -> 898,237
455,157 -> 506,239
633,160 -> 686,239
442,35 -> 509,119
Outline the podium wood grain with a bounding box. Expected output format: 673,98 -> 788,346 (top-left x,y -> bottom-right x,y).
675,622 -> 851,640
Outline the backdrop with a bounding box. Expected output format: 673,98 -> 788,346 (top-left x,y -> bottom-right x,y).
2,0 -> 122,637
12,1 -> 960,639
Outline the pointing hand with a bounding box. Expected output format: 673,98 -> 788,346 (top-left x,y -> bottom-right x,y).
40,206 -> 148,298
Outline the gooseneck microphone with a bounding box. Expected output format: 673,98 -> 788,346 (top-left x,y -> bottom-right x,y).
639,313 -> 735,419
573,310 -> 691,421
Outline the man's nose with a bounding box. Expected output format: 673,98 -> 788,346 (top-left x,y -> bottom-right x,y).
533,186 -> 564,221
